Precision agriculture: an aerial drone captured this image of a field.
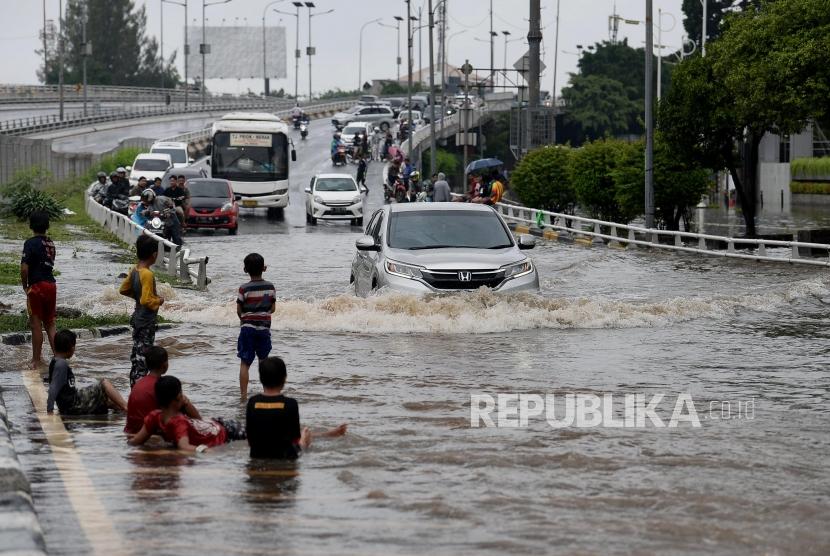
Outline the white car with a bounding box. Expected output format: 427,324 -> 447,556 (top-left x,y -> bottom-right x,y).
150,141 -> 192,168
304,173 -> 368,226
340,122 -> 373,146
332,104 -> 395,130
129,153 -> 172,186
397,110 -> 423,126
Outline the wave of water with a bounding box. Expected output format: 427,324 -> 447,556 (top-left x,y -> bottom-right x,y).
76,278 -> 830,334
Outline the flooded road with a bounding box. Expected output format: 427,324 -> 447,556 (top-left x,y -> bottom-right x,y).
2,119 -> 830,555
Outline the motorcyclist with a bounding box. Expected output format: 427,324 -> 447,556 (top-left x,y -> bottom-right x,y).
139,189 -> 183,246
401,157 -> 414,188
150,176 -> 165,196
352,131 -> 363,159
130,176 -> 148,197
105,169 -> 130,207
331,132 -> 344,163
91,171 -> 108,203
164,175 -> 190,227
407,170 -> 422,202
382,132 -> 394,161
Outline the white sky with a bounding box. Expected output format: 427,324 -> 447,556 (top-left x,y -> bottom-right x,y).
2,0 -> 688,97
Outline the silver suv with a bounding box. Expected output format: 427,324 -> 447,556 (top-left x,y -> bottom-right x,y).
332,104 -> 395,130
351,204 -> 539,295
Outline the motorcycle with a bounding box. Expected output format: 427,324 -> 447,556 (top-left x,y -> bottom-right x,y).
144,208 -> 182,245
110,195 -> 130,215
300,120 -> 309,140
332,145 -> 348,166
384,178 -> 408,203
292,115 -> 302,130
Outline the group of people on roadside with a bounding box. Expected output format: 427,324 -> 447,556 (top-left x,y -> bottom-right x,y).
36,228 -> 346,458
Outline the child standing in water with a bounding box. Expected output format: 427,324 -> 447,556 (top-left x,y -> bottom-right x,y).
20,211 -> 57,369
120,235 -> 164,387
236,253 -> 276,399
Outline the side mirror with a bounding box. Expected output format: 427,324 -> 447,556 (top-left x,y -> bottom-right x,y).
518,234 -> 536,250
355,236 -> 379,251
304,187 -> 312,194
188,157 -> 195,164
291,149 -> 297,162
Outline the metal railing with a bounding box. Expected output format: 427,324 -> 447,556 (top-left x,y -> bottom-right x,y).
0,84 -> 240,104
495,203 -> 830,267
85,184 -> 210,289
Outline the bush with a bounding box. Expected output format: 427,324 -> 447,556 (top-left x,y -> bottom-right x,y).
510,145 -> 575,213
790,181 -> 830,194
0,167 -> 65,220
570,138 -> 638,222
791,157 -> 830,181
422,149 -> 462,187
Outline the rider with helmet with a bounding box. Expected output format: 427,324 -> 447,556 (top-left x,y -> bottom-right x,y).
138,189 -> 183,246
331,132 -> 344,163
407,170 -> 422,202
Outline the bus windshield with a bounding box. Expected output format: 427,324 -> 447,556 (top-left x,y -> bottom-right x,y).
211,131 -> 288,182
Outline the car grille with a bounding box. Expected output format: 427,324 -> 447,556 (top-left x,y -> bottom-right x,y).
420,269 -> 505,290
187,216 -> 230,224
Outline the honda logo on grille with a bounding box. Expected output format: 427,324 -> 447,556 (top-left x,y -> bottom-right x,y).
458,271 -> 472,282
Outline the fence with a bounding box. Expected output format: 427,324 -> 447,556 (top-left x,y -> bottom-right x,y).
495,202 -> 830,267
85,184 -> 210,289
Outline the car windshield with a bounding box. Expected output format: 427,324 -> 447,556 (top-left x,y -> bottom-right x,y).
388,210 -> 514,250
133,159 -> 170,171
151,148 -> 187,164
343,126 -> 365,135
188,180 -> 229,198
316,178 -> 357,192
211,132 -> 288,182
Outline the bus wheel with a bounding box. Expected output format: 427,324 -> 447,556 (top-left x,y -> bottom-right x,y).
267,207 -> 284,220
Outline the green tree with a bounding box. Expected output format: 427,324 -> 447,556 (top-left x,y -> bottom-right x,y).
570,138 -> 639,223
681,1 -> 768,46
613,134 -> 710,230
510,146 -> 575,213
661,0 -> 829,237
39,0 -> 179,87
561,75 -> 641,141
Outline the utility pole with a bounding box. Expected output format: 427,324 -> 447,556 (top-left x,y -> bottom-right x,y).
657,8 -> 662,101
645,0 -> 655,228
428,0 -> 437,177
358,18 -> 381,92
461,60 -> 471,186
160,0 -> 165,89
42,0 -> 47,85
439,0 -> 447,137
394,15 -> 404,81
701,0 -> 707,56
489,0 -> 494,92
307,6 -> 334,101
81,3 -> 88,116
276,3 -> 303,102
58,0 -> 64,121
526,0 -> 541,151
418,6 -> 423,89
406,0 -> 413,155
262,1 -> 285,96
552,0 -> 560,143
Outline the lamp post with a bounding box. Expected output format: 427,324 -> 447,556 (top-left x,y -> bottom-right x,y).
305,3 -> 334,101
644,0 -> 655,229
163,0 -> 188,107
428,0 -> 437,177
160,0 -> 165,89
488,0 -> 494,92
58,0 -> 64,121
358,18 -> 382,92
262,1 -> 285,96
201,0 -> 232,107
393,15 -> 404,81
551,0 -> 559,142
275,2 -> 303,103
81,2 -> 88,116
406,0 -> 413,155
700,0 -> 707,56
439,29 -> 465,136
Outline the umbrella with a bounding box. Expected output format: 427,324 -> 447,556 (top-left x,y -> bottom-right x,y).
465,158 -> 503,174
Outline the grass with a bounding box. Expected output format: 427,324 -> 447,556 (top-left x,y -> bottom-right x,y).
790,181 -> 830,195
791,157 -> 830,180
0,313 -> 132,335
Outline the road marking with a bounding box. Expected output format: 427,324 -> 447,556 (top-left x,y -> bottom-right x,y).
20,366 -> 125,555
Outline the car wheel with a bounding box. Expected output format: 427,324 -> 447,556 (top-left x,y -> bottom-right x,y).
267,207 -> 284,220
305,211 -> 310,223
229,225 -> 238,235
380,122 -> 390,131
310,215 -> 317,225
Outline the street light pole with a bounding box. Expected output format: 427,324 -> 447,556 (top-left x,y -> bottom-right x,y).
262,1 -> 284,96
276,3 -> 304,102
489,0 -> 494,92
42,0 -> 47,85
700,0 -> 707,56
160,0 -> 165,89
645,0 -> 655,229
406,0 -> 413,155
552,0 -> 560,143
201,0 -> 232,107
394,15 -> 404,81
82,3 -> 87,116
428,0 -> 437,177
58,0 -> 64,121
306,4 -> 334,101
358,18 -> 381,91
163,0 -> 188,107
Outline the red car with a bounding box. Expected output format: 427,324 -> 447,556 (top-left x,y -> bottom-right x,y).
185,178 -> 239,234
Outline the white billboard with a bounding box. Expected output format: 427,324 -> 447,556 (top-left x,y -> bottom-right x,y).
186,26 -> 287,80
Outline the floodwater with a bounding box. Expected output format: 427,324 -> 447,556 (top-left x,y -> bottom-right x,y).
2,120 -> 830,555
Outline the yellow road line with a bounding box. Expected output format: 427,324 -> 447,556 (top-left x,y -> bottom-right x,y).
20,367 -> 126,555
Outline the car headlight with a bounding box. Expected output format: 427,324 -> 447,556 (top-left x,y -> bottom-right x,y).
503,259 -> 534,279
351,196 -> 362,205
385,260 -> 423,280
314,195 -> 325,204
221,202 -> 233,212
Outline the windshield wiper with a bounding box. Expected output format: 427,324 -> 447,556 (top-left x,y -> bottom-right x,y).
406,245 -> 458,250
486,244 -> 514,249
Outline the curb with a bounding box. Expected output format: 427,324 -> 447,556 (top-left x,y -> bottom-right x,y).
0,392 -> 47,555
1,323 -> 174,346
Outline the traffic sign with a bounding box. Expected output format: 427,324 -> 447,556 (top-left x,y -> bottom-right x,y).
513,51 -> 547,73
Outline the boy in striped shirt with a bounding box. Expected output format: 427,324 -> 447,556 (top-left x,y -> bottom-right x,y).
237,253 -> 276,399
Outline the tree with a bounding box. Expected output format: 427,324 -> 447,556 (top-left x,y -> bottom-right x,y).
39,0 -> 180,87
661,0 -> 829,237
570,138 -> 640,223
561,75 -> 641,142
510,146 -> 575,213
681,0 -> 765,47
613,134 -> 710,230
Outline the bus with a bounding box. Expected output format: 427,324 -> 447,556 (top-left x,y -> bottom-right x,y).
207,113 -> 296,218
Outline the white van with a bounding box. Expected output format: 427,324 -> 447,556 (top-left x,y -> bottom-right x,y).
150,141 -> 192,168
129,153 -> 172,186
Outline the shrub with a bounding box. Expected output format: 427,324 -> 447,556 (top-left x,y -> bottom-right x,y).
422,149 -> 462,187
510,145 -> 575,213
0,167 -> 65,220
570,138 -> 638,222
791,157 -> 830,181
790,181 -> 830,194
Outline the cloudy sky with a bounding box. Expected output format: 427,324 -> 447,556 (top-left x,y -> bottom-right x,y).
3,0 -> 688,97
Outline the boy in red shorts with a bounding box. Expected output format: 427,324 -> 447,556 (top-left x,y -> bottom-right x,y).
20,211 -> 57,369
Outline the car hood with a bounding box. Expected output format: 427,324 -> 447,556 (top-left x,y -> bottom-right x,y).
332,112 -> 355,121
190,197 -> 229,210
315,190 -> 360,203
385,247 -> 525,270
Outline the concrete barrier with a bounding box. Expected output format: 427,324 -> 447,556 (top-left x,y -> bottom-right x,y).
0,392 -> 47,555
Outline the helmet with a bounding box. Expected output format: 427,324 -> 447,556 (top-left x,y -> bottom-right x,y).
410,171 -> 421,182
97,171 -> 106,178
110,171 -> 119,178
334,132 -> 341,138
116,166 -> 126,173
373,127 -> 380,132
140,189 -> 156,202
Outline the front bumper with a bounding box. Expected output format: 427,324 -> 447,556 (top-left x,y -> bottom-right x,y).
237,190 -> 289,209
379,268 -> 540,294
186,212 -> 237,229
310,200 -> 363,220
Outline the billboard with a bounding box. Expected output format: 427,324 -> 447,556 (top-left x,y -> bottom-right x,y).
186,26 -> 287,80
